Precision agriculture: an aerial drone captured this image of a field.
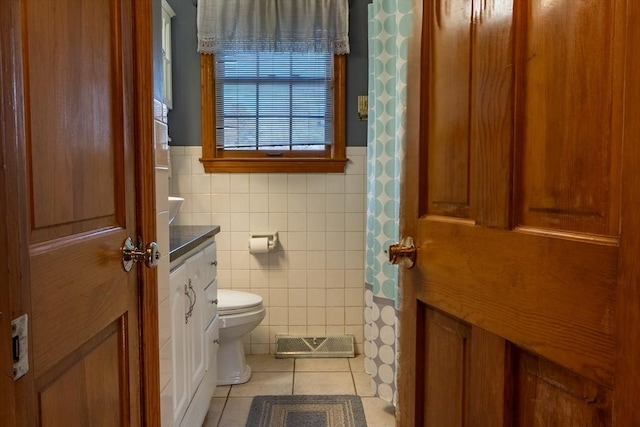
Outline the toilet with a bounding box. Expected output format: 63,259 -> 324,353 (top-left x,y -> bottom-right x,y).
216,289 -> 266,385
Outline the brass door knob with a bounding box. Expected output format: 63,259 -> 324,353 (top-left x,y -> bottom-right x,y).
388,237 -> 417,268
122,237 -> 161,272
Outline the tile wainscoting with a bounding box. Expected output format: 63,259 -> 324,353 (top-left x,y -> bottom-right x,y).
169,146 -> 367,355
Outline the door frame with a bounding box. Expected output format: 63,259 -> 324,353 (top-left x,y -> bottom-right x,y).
395,0 -> 423,424
0,0 -> 160,425
133,0 -> 162,424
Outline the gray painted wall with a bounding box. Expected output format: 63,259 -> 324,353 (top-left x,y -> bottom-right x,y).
164,0 -> 369,147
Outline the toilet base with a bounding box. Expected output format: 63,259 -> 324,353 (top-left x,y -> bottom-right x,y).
217,336 -> 253,385
217,364 -> 251,386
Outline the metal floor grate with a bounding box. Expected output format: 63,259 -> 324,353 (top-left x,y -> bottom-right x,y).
275,334 -> 355,358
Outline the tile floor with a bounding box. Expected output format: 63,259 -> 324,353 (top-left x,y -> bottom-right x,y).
203,355 -> 396,427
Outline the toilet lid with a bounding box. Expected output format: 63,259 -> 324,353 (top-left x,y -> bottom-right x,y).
218,289 -> 263,312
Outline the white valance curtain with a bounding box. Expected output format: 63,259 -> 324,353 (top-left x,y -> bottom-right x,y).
197,0 -> 350,54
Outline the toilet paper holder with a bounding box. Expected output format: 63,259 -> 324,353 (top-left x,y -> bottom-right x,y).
248,232 -> 278,252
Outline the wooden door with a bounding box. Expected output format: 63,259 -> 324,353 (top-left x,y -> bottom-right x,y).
399,0 -> 640,425
0,0 -> 159,425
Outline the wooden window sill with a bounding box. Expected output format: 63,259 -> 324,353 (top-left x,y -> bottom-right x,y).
200,157 -> 349,173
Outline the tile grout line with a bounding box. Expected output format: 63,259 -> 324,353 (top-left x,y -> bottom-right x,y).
349,360 -> 357,396
215,386 -> 231,427
292,358 -> 297,395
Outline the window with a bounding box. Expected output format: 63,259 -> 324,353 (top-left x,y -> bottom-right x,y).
200,53 -> 346,173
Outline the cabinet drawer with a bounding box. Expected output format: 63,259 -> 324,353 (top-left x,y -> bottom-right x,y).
202,241 -> 217,286
203,279 -> 218,327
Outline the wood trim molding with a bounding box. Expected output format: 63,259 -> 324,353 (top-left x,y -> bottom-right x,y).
200,54 -> 216,160
1,1 -> 37,425
200,53 -> 347,173
201,157 -> 348,173
613,3 -> 640,424
132,0 -> 161,425
333,55 -> 346,161
1,2 -> 19,424
396,0 -> 423,424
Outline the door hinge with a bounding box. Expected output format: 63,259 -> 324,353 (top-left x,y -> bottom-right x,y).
11,314 -> 28,380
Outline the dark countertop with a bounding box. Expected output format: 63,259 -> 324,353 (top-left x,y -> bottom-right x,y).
169,225 -> 220,262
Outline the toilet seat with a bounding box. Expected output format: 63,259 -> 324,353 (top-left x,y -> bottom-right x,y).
218,290 -> 264,316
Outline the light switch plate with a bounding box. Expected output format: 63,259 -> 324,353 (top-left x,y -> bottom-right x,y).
357,95 -> 368,120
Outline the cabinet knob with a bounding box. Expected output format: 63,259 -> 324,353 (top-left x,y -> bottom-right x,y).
211,260 -> 217,266
213,339 -> 220,344
211,298 -> 218,305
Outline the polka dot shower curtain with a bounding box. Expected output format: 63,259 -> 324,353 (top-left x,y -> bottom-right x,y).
364,0 -> 412,406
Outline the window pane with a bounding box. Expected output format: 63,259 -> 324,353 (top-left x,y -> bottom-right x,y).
258,83 -> 291,116
292,54 -> 328,77
257,52 -> 291,76
257,117 -> 290,146
215,50 -> 333,150
218,117 -> 258,149
292,84 -> 326,117
292,117 -> 327,147
218,56 -> 256,77
222,84 -> 257,115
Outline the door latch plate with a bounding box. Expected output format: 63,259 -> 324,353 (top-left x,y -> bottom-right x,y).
11,314 -> 29,380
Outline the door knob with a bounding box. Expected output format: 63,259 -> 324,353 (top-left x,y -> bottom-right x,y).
122,237 -> 161,272
388,236 -> 417,268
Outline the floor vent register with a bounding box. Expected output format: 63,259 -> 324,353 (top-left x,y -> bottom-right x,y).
275,334 -> 355,358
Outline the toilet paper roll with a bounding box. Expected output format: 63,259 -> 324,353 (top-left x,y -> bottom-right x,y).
249,237 -> 270,254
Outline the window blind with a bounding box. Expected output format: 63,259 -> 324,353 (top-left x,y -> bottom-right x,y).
214,50 -> 334,151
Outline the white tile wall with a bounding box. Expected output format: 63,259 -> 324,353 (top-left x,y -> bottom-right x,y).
169,146 -> 367,354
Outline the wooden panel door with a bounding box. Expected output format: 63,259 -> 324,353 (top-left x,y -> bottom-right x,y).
399,0 -> 640,425
0,0 -> 156,425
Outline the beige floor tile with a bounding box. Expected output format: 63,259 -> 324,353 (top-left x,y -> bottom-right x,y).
202,397 -> 226,427
229,372 -> 293,397
353,372 -> 375,397
217,397 -> 253,427
361,397 -> 396,427
293,372 -> 355,395
246,354 -> 294,372
349,355 -> 366,372
294,357 -> 351,372
214,384 -> 231,398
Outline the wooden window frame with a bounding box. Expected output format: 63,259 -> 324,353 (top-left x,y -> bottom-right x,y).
200,54 -> 347,173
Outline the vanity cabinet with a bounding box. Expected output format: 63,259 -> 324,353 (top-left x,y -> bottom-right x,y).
167,238 -> 219,427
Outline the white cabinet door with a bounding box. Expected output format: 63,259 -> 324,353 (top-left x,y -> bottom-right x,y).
170,264 -> 189,426
185,252 -> 206,399
204,316 -> 220,394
